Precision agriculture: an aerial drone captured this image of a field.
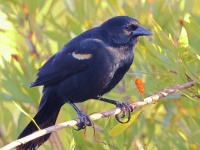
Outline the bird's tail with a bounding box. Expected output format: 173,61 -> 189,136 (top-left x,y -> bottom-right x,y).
16,94 -> 63,150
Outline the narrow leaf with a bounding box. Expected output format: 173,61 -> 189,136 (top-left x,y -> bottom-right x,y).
135,78 -> 145,100
109,107 -> 145,137
13,100 -> 41,130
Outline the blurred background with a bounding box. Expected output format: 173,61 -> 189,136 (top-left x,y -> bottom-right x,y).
0,0 -> 200,149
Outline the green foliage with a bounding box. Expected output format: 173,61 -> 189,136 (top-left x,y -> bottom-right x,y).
0,0 -> 200,149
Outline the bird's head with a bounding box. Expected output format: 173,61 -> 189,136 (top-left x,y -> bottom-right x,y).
100,16 -> 152,46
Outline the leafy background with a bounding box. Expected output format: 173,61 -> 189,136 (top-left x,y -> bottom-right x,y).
0,0 -> 200,149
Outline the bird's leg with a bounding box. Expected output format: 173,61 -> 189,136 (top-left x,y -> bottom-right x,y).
97,97 -> 133,123
69,102 -> 92,130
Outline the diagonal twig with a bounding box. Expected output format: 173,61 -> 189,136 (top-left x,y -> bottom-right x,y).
0,81 -> 194,150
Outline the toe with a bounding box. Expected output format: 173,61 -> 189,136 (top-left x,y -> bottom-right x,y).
115,102 -> 133,123
75,111 -> 92,130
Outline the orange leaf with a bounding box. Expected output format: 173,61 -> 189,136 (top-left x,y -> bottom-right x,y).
135,78 -> 145,100
29,31 -> 34,41
11,54 -> 19,61
23,3 -> 29,15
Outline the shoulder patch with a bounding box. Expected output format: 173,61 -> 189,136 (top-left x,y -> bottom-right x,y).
72,52 -> 92,60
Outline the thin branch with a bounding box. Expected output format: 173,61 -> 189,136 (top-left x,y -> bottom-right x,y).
1,81 -> 194,150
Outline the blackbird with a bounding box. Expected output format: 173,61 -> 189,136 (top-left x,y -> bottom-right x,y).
17,16 -> 152,150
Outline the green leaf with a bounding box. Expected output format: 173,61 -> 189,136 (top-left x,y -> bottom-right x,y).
12,100 -> 40,130
184,64 -> 200,84
70,130 -> 75,150
109,107 -> 145,137
178,27 -> 189,48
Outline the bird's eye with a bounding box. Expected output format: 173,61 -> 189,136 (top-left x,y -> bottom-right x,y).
125,25 -> 130,29
124,24 -> 138,31
131,24 -> 138,30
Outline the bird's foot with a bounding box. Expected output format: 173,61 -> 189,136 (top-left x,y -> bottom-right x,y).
75,111 -> 92,130
115,102 -> 133,123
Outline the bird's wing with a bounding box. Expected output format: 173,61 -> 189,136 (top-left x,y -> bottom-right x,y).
30,39 -> 103,87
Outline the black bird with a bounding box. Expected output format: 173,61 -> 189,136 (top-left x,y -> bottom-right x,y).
17,16 -> 152,150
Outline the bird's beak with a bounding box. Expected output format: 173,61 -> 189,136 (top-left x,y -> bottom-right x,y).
132,26 -> 152,36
